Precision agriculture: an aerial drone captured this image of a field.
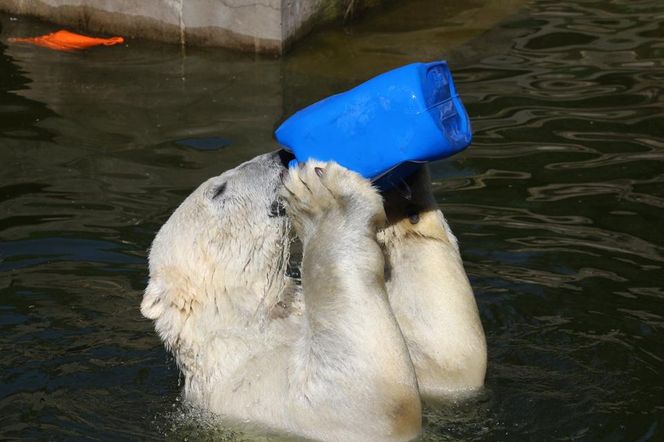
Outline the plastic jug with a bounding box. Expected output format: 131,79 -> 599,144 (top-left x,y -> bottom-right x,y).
275,61 -> 472,189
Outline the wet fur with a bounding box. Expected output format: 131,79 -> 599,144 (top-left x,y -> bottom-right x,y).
380,167 -> 487,398
141,152 -> 485,441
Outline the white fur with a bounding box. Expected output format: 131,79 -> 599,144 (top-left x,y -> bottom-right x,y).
142,153 -> 486,440
142,153 -> 421,441
379,166 -> 487,398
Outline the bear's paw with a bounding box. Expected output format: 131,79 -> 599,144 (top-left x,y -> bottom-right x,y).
280,161 -> 385,239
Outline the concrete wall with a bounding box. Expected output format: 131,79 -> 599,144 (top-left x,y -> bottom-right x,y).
0,0 -> 378,54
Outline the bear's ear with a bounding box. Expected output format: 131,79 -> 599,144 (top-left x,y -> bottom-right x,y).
141,279 -> 166,320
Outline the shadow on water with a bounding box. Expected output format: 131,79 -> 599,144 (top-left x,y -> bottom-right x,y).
0,0 -> 663,440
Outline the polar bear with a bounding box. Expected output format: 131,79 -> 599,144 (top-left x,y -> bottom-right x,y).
141,151 -> 486,441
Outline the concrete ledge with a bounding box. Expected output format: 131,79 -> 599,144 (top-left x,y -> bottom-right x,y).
0,0 -> 381,54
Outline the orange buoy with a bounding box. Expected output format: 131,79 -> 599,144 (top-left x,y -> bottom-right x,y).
8,30 -> 124,51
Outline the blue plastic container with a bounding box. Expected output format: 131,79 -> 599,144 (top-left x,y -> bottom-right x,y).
275,61 -> 472,189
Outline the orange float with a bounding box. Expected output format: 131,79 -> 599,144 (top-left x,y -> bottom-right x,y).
8,30 -> 124,51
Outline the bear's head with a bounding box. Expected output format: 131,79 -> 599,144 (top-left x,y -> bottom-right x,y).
141,151 -> 293,352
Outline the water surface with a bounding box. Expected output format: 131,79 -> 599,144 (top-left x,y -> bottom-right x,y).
1,0 -> 663,440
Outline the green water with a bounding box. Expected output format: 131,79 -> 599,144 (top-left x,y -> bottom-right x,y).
1,0 -> 663,440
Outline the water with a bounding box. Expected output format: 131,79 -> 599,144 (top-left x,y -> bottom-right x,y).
1,0 -> 663,440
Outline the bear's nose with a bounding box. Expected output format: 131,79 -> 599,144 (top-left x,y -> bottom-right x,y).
275,149 -> 295,169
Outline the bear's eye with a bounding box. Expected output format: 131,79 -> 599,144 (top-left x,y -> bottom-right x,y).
211,183 -> 227,200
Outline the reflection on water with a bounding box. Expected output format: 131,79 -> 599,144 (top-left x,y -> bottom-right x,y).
1,0 -> 663,440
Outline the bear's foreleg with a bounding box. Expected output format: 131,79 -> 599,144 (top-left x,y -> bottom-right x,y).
281,161 -> 421,441
379,165 -> 487,399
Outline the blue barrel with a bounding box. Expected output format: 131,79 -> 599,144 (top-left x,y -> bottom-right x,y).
275,61 -> 472,188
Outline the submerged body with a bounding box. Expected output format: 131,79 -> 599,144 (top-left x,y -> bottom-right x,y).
141,151 -> 486,440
